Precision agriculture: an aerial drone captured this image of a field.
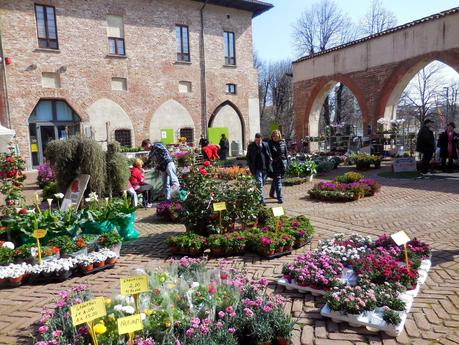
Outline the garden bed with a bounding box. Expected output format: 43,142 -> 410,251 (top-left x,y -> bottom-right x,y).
308,172 -> 381,202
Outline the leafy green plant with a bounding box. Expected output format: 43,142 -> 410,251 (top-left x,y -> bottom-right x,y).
383,309 -> 402,325
106,142 -> 130,196
97,231 -> 122,248
0,246 -> 14,265
166,232 -> 206,251
48,235 -> 79,255
42,181 -> 58,201
0,147 -> 26,216
271,308 -> 294,339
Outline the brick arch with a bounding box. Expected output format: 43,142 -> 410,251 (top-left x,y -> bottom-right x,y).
377,51 -> 459,123
303,74 -> 369,137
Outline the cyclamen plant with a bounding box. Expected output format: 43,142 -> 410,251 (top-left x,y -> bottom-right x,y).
0,147 -> 26,215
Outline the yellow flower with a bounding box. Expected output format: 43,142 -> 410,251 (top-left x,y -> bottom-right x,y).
164,320 -> 172,328
104,298 -> 111,305
93,323 -> 107,335
144,309 -> 153,316
108,313 -> 116,321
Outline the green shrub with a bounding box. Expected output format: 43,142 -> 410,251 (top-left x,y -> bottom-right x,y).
106,142 -> 130,196
41,181 -> 58,201
0,247 -> 14,265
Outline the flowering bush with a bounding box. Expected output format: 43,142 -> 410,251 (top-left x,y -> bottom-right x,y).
211,166 -> 250,180
156,201 -> 183,222
0,147 -> 26,215
37,163 -> 56,188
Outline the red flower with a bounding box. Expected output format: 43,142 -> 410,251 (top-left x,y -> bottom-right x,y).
203,160 -> 211,167
199,168 -> 207,177
19,208 -> 27,214
5,156 -> 13,163
52,247 -> 59,254
7,169 -> 17,177
208,285 -> 216,294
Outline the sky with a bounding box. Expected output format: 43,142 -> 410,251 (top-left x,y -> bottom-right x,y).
252,0 -> 459,62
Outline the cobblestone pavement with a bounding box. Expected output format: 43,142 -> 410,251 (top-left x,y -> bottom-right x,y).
2,168 -> 459,344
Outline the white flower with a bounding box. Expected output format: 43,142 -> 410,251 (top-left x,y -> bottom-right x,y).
191,282 -> 200,289
88,192 -> 99,202
47,199 -> 53,207
54,193 -> 65,199
122,306 -> 135,314
114,304 -> 123,312
140,313 -> 146,321
2,242 -> 14,250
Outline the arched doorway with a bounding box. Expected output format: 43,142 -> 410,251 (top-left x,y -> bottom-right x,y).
209,101 -> 245,156
307,80 -> 364,152
28,99 -> 80,166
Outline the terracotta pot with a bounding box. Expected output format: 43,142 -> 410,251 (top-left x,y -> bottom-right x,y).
82,264 -> 94,271
284,246 -> 292,252
105,257 -> 117,265
275,338 -> 289,345
211,248 -> 223,257
278,247 -> 284,253
8,276 -> 22,285
94,261 -> 105,268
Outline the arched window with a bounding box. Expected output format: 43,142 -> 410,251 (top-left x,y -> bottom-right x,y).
28,99 -> 80,166
114,129 -> 132,147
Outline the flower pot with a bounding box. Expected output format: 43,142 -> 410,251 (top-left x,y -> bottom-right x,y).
105,257 -> 117,265
211,248 -> 224,257
294,240 -> 304,249
356,161 -> 371,171
81,264 -> 94,272
8,276 -> 23,286
274,338 -> 289,345
278,247 -> 285,253
93,261 -> 105,269
284,246 -> 292,252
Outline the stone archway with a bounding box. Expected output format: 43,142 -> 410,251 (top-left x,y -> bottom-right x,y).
378,52 -> 459,126
304,75 -> 368,137
209,101 -> 245,156
150,100 -> 195,144
87,98 -> 134,148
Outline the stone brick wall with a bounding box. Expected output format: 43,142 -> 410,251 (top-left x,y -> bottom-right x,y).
0,0 -> 260,168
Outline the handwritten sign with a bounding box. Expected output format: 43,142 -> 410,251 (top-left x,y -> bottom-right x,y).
272,207 -> 284,217
391,231 -> 410,246
117,314 -> 143,335
71,297 -> 106,327
213,202 -> 227,212
120,275 -> 149,295
32,229 -> 47,239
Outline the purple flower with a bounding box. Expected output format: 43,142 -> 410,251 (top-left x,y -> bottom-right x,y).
228,327 -> 236,334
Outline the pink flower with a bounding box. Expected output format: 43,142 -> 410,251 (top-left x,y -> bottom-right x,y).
228,327 -> 236,334
185,328 -> 194,337
263,305 -> 272,313
38,325 -> 48,334
216,321 -> 224,329
199,325 -> 209,335
225,306 -> 234,314
244,307 -> 254,317
52,330 -> 62,337
218,311 -> 225,319
259,278 -> 269,287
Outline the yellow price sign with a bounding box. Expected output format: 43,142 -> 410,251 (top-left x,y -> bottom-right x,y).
120,275 -> 149,295
117,314 -> 143,335
213,202 -> 227,212
391,231 -> 410,246
70,297 -> 106,327
272,207 -> 284,217
32,229 -> 47,239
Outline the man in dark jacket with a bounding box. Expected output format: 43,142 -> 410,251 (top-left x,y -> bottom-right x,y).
416,119 -> 435,174
247,133 -> 272,205
438,122 -> 458,172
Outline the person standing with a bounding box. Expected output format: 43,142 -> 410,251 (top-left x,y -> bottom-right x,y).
219,134 -> 229,160
268,130 -> 288,204
142,139 -> 180,200
247,133 -> 272,205
416,119 -> 435,174
438,122 -> 458,172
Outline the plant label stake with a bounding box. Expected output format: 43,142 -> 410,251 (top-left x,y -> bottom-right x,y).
391,230 -> 411,273
213,202 -> 227,227
70,297 -> 106,345
272,207 -> 284,230
32,229 -> 47,265
118,314 -> 143,345
120,275 -> 149,314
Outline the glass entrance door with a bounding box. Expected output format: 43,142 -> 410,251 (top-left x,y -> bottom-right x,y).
37,125 -> 56,165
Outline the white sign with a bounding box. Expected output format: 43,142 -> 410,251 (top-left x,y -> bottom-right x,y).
61,174 -> 90,211
391,231 -> 410,246
393,157 -> 416,173
161,131 -> 167,139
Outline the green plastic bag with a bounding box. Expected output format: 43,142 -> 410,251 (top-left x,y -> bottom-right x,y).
115,213 -> 139,241
81,220 -> 115,235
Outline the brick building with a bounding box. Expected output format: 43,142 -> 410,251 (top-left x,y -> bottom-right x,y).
0,0 -> 272,168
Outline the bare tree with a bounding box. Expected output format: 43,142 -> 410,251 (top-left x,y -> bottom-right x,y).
398,62 -> 449,127
292,0 -> 356,56
359,0 -> 397,36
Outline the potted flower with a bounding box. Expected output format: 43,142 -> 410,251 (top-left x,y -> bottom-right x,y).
258,236 -> 276,257
156,201 -> 183,222
77,255 -> 95,272
271,309 -> 293,345
91,252 -> 106,269
101,249 -> 117,265
207,234 -> 228,257
228,232 -> 247,255
108,196 -> 139,241
0,263 -> 28,286
97,231 -> 122,256
80,234 -> 98,253
48,235 -> 87,258
39,246 -> 60,262
166,233 -> 206,256
79,194 -> 115,235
